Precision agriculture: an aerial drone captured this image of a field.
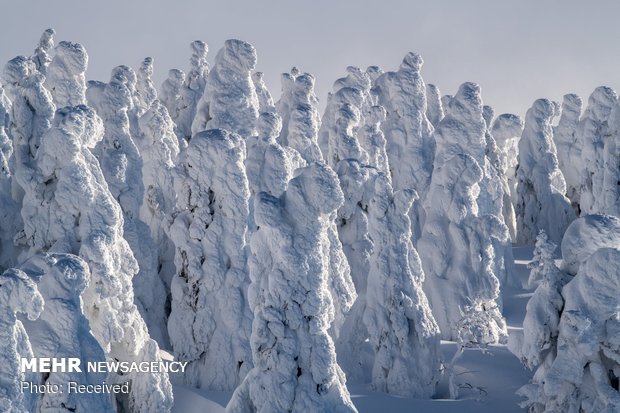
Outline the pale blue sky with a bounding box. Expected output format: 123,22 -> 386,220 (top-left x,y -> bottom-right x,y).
1,0 -> 619,116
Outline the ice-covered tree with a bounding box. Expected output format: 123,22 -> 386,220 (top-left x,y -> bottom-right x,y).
279,72 -> 323,162
358,104 -> 389,176
0,268 -> 44,413
516,99 -> 575,244
0,85 -> 20,270
2,55 -> 55,202
44,41 -> 88,107
135,99 -> 180,344
554,94 -> 583,209
519,247 -> 620,412
599,97 -> 620,217
578,86 -> 618,215
374,52 -> 435,242
160,68 -> 185,142
426,83 -> 444,128
87,65 -> 167,343
419,151 -> 508,340
192,39 -> 258,138
135,57 -> 157,117
509,230 -> 567,380
32,28 -> 55,75
226,162 -> 357,413
20,253 -> 114,413
363,173 -> 441,398
173,41 -> 208,142
23,104 -> 173,411
168,128 -> 253,390
252,71 -> 275,113
491,113 -> 524,240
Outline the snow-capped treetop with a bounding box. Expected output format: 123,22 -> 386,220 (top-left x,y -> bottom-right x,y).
45,41 -> 88,107
187,40 -> 209,90
32,28 -> 55,75
192,39 -> 259,138
579,86 -> 618,215
2,55 -> 55,195
492,113 -> 524,148
286,73 -> 323,162
136,57 -> 157,115
246,111 -> 291,199
441,94 -> 453,116
426,83 -> 444,128
483,104 -> 495,129
516,98 -> 574,244
160,69 -> 184,123
366,65 -> 383,84
252,71 -> 275,113
374,51 -> 434,192
0,268 -> 44,322
436,82 -> 486,166
554,93 -> 583,203
358,104 -> 389,175
527,230 -> 558,288
138,99 -> 180,217
560,214 -> 620,275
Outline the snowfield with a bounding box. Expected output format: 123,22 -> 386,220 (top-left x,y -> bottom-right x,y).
1,29 -> 619,413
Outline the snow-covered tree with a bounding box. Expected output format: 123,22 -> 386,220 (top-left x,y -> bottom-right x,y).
374,52 -> 434,242
20,253 -> 114,413
252,71 -> 275,113
0,268 -> 44,413
32,28 -> 55,75
578,86 -> 618,215
509,230 -> 567,378
135,99 -> 180,345
519,247 -> 620,412
168,128 -> 253,390
0,85 -> 20,270
516,98 -> 575,245
554,93 -> 583,209
599,97 -> 620,217
491,113 -> 524,240
87,65 -> 168,343
226,162 -> 357,413
160,68 -> 185,141
135,57 -> 157,117
363,173 -> 441,398
2,55 -> 55,202
419,151 -> 508,340
426,83 -> 444,128
358,104 -> 389,176
23,104 -> 173,411
44,41 -> 88,107
560,214 -> 620,275
281,72 -> 323,162
192,39 -> 258,138
173,41 -> 208,142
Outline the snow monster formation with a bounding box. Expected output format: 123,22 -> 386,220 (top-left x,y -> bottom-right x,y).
419,83 -> 508,342
0,268 -> 44,413
22,104 -> 173,411
226,162 -> 357,413
19,253 -> 114,413
516,99 -> 575,245
192,39 -> 259,138
363,174 -> 441,398
374,52 -> 435,243
518,216 -> 620,413
553,93 -> 583,209
168,129 -> 253,391
578,86 -> 617,215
